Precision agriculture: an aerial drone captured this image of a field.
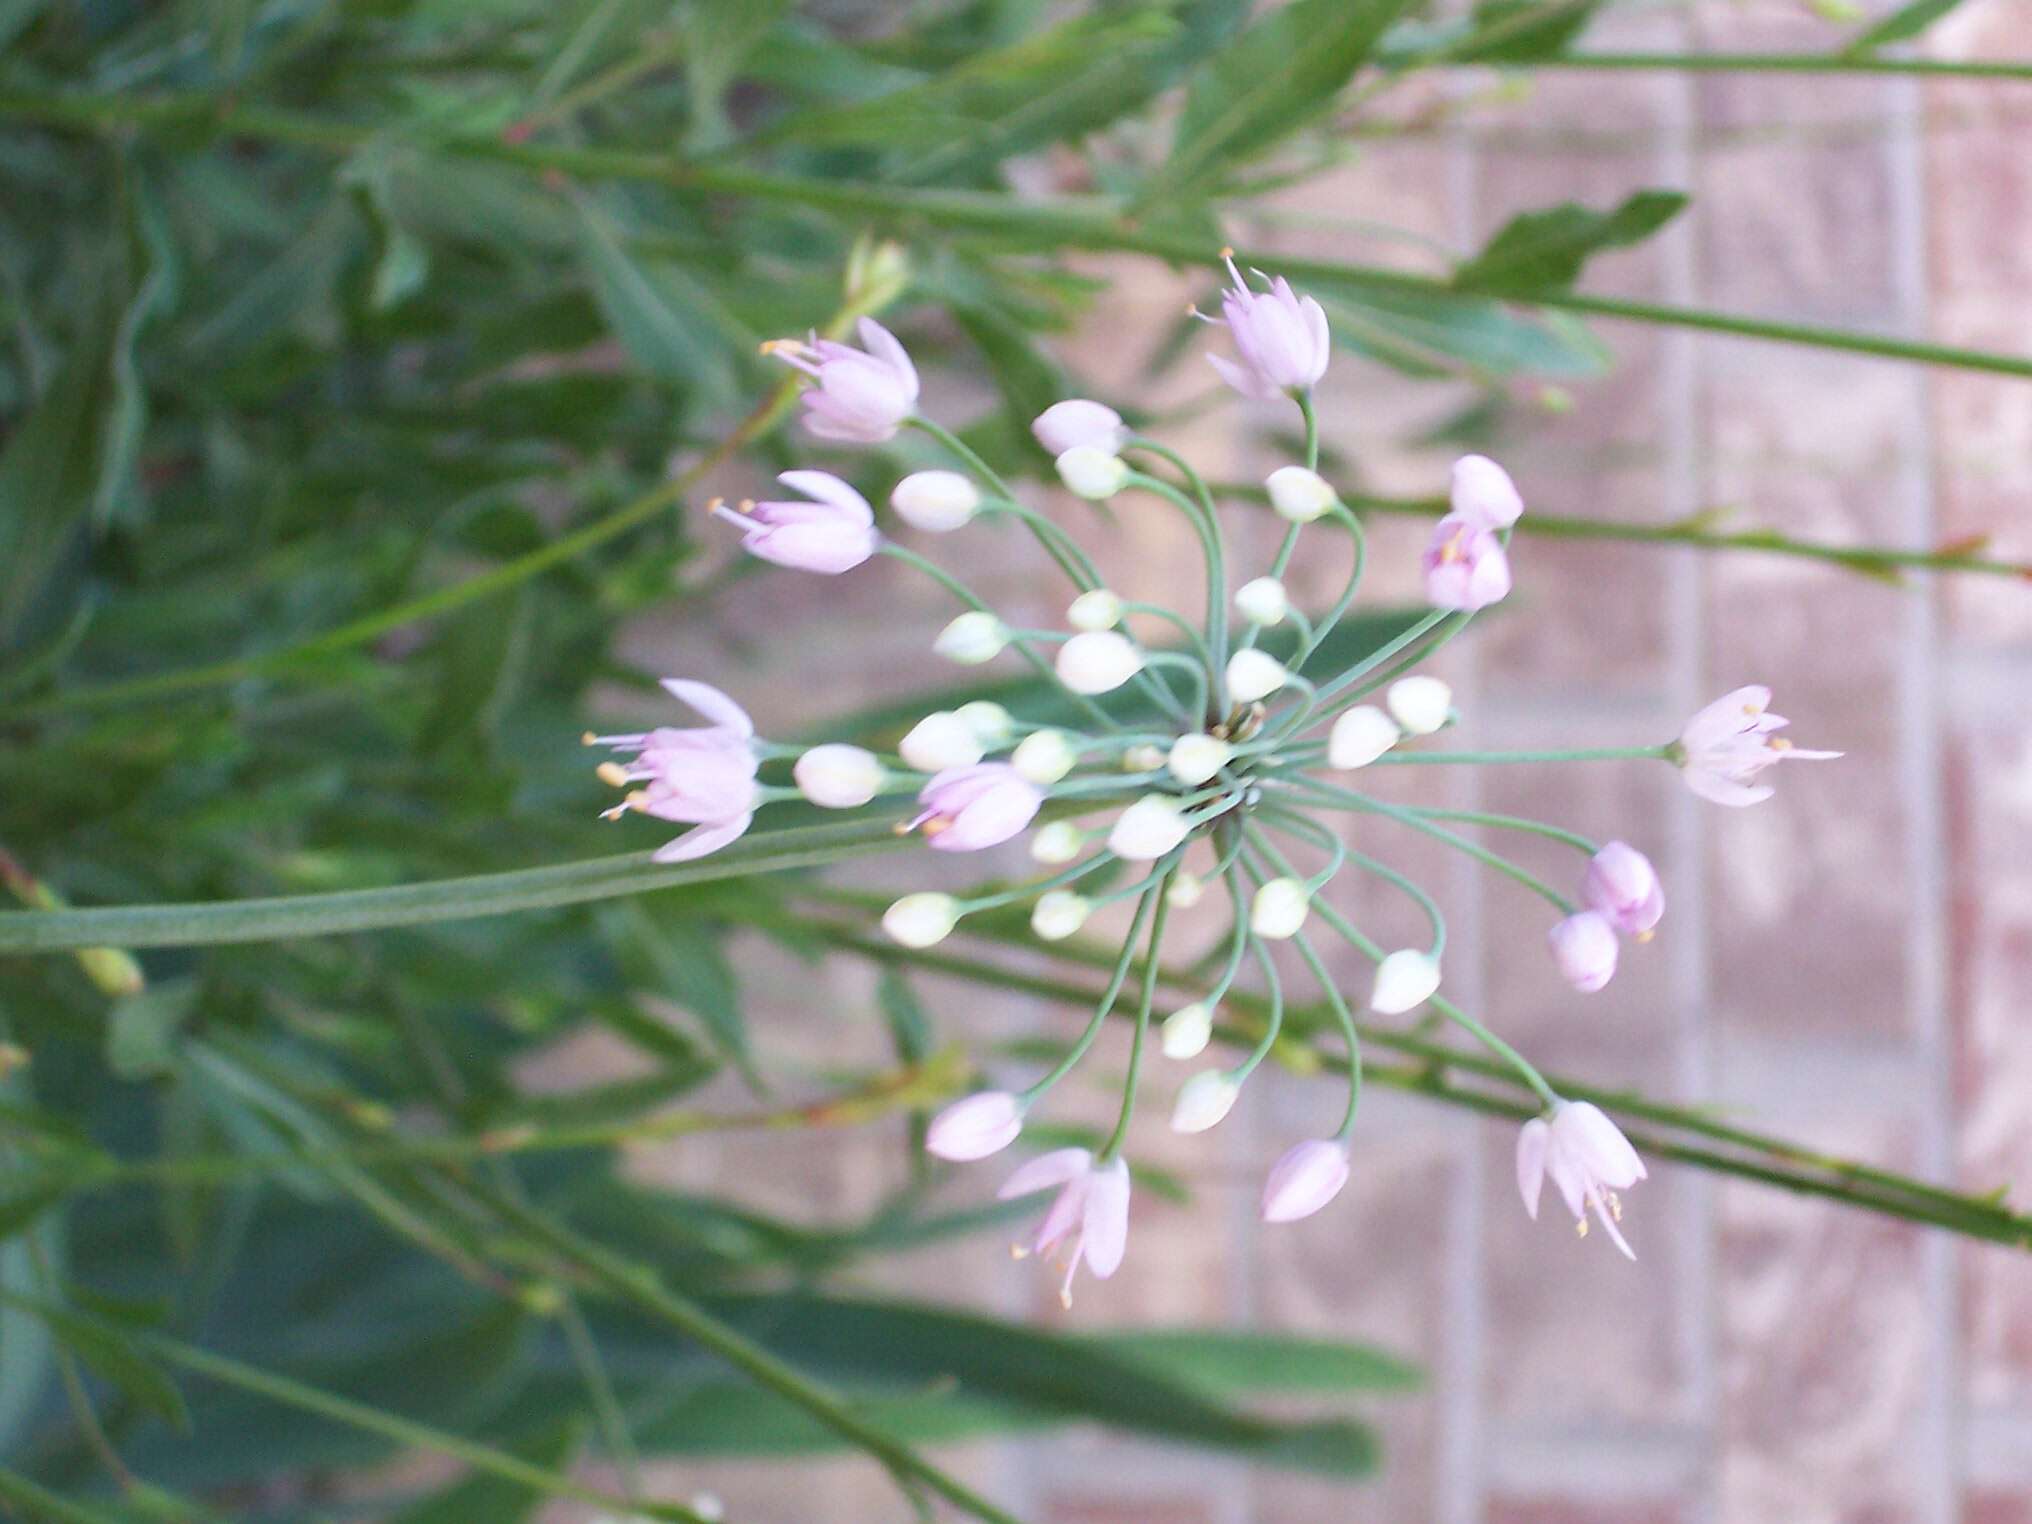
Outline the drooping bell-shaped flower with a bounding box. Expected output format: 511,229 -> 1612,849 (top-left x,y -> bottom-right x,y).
1328,705 -> 1400,769
1370,948 -> 1441,1014
1030,891 -> 1092,942
1548,910 -> 1620,993
591,679 -> 758,862
890,470 -> 980,532
899,711 -> 984,773
1582,841 -> 1664,935
1013,729 -> 1079,784
1107,795 -> 1190,862
925,1090 -> 1024,1161
882,892 -> 960,948
1033,400 -> 1128,457
1516,1101 -> 1648,1259
793,743 -> 884,809
1205,251 -> 1331,399
911,764 -> 1043,852
1449,454 -> 1524,530
768,317 -> 919,443
1386,676 -> 1453,736
1161,1002 -> 1213,1059
716,471 -> 878,574
1260,1139 -> 1351,1223
1170,1070 -> 1241,1134
1422,513 -> 1512,612
1226,648 -> 1289,704
1057,630 -> 1144,695
1265,465 -> 1335,522
998,1148 -> 1131,1308
1675,685 -> 1841,807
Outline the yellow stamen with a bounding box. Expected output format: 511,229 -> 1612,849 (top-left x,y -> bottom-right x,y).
1635,929 -> 1655,944
920,817 -> 951,839
581,731 -> 598,746
1769,737 -> 1792,752
1219,245 -> 1235,259
595,761 -> 631,788
1576,1218 -> 1589,1238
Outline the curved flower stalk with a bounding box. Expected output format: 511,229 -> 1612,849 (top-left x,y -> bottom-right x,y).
582,262 -> 1841,1291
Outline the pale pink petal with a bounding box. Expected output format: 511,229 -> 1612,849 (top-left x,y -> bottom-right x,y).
856,316 -> 919,398
997,1147 -> 1093,1200
1515,1118 -> 1549,1219
1080,1157 -> 1132,1278
651,812 -> 752,863
776,469 -> 874,525
1207,351 -> 1278,401
659,679 -> 753,737
1564,1102 -> 1646,1186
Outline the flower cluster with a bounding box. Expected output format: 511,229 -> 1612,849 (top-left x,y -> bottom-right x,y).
583,258 -> 1838,1301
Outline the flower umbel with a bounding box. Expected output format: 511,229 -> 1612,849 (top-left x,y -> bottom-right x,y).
576,250 -> 1839,1298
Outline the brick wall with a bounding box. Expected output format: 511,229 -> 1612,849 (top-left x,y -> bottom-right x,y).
581,3 -> 2032,1517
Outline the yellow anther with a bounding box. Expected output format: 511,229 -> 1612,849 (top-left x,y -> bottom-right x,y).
1635,929 -> 1655,944
920,817 -> 951,838
595,761 -> 631,788
581,731 -> 598,746
1576,1218 -> 1589,1238
1770,737 -> 1792,752
1219,245 -> 1235,259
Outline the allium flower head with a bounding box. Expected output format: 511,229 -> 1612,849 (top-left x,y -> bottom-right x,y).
590,679 -> 758,862
1675,685 -> 1841,806
1205,250 -> 1330,399
768,316 -> 919,443
1516,1101 -> 1648,1258
999,1148 -> 1131,1308
716,471 -> 877,574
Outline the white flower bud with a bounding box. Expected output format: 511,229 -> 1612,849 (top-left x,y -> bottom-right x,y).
955,700 -> 1015,749
1033,400 -> 1127,456
1166,871 -> 1206,908
1327,705 -> 1401,769
1067,588 -> 1124,632
883,892 -> 960,949
1235,576 -> 1289,626
1171,1070 -> 1241,1134
1370,948 -> 1442,1014
793,743 -> 884,808
934,611 -> 1008,666
890,469 -> 980,532
1161,1002 -> 1214,1059
899,711 -> 984,772
1386,675 -> 1453,736
1167,733 -> 1233,786
1226,648 -> 1289,704
1056,630 -> 1143,694
1030,891 -> 1092,942
1122,743 -> 1166,773
1249,876 -> 1311,940
1056,445 -> 1129,500
1012,728 -> 1078,784
1266,465 -> 1335,522
1030,820 -> 1086,864
1108,795 -> 1190,861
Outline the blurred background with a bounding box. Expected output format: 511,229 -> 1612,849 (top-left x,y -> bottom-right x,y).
2,0 -> 2028,1520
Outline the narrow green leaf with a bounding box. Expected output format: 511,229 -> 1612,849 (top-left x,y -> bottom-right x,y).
1093,1328 -> 1422,1393
0,1185 -> 66,1244
388,1421 -> 584,1524
875,967 -> 933,1062
1441,0 -> 1599,61
30,1300 -> 190,1431
1453,190 -> 1688,296
576,206 -> 740,394
1845,0 -> 1965,51
1156,0 -> 1416,195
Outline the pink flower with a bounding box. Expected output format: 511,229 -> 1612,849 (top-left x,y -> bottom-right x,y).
910,763 -> 1042,852
1516,1101 -> 1647,1259
1205,252 -> 1330,400
1547,910 -> 1619,993
1422,513 -> 1512,612
590,680 -> 758,862
1450,454 -> 1524,529
1260,1140 -> 1351,1223
1676,685 -> 1841,807
1582,841 -> 1664,935
715,471 -> 878,574
768,317 -> 919,443
998,1147 -> 1131,1307
926,1091 -> 1024,1161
